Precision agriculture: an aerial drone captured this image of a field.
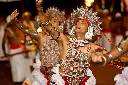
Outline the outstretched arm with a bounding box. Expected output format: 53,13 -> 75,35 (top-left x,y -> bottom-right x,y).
36,0 -> 65,42
36,0 -> 47,23
91,36 -> 128,66
108,36 -> 128,61
10,9 -> 44,43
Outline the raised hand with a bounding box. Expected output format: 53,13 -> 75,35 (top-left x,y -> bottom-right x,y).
10,9 -> 19,21
36,0 -> 43,7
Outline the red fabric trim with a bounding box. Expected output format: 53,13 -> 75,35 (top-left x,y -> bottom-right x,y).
41,71 -> 50,85
75,18 -> 91,26
10,44 -> 24,49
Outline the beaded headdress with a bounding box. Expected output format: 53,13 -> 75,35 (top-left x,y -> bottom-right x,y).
69,6 -> 102,40
45,7 -> 65,23
45,6 -> 66,32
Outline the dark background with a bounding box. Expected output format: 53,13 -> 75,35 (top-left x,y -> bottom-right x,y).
0,0 -> 127,18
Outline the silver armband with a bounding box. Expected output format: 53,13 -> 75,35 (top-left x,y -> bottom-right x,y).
117,46 -> 124,55
101,56 -> 107,66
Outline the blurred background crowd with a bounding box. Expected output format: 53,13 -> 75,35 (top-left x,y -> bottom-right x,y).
0,0 -> 128,85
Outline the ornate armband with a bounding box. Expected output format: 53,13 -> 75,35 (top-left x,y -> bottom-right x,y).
101,56 -> 107,66
117,46 -> 124,55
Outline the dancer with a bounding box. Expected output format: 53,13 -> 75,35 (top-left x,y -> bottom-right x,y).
10,4 -> 66,85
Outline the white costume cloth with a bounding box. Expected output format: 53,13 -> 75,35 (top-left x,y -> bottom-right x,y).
51,64 -> 65,85
23,68 -> 47,85
114,67 -> 128,85
23,52 -> 65,85
9,48 -> 31,82
85,68 -> 96,85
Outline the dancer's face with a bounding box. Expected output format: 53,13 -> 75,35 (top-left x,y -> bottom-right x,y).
75,19 -> 88,34
50,15 -> 60,30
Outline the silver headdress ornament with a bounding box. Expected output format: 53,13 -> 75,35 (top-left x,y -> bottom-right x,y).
70,6 -> 102,40
45,6 -> 66,32
45,6 -> 65,22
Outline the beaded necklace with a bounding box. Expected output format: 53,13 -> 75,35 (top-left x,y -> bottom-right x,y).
40,35 -> 60,67
60,37 -> 91,84
69,36 -> 89,48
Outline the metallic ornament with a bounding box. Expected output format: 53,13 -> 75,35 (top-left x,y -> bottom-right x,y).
70,6 -> 102,40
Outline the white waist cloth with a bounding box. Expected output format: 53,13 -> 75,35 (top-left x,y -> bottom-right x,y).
51,64 -> 65,85
9,48 -> 31,82
23,68 -> 47,85
85,68 -> 96,85
23,52 -> 64,85
114,67 -> 128,85
23,64 -> 65,85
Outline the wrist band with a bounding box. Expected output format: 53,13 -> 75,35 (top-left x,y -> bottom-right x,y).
101,56 -> 107,66
117,46 -> 124,55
